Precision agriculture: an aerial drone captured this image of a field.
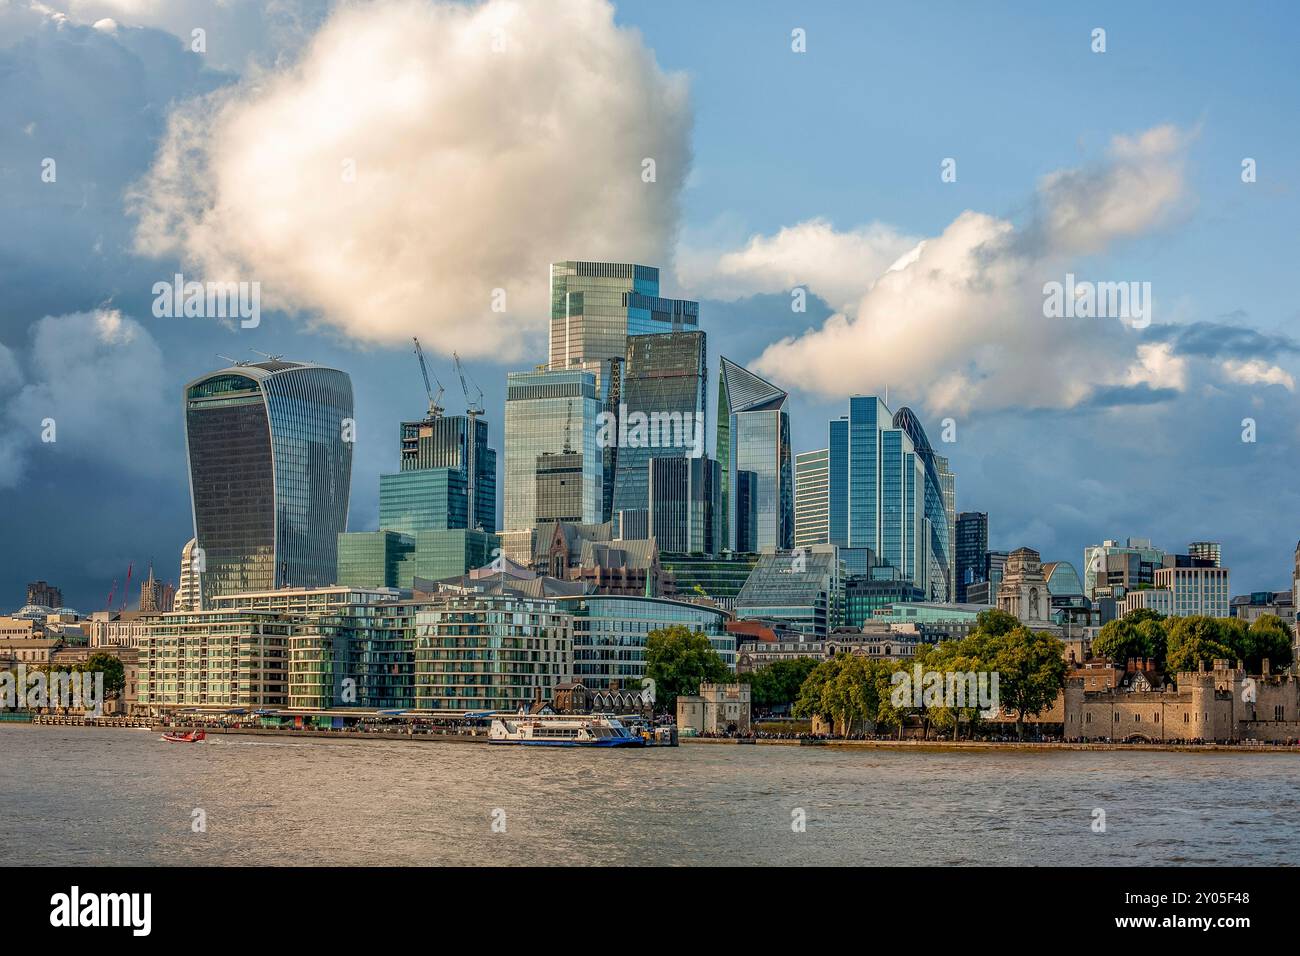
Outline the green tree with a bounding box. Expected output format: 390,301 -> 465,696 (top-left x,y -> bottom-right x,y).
1165,616 -> 1233,673
644,625 -> 730,714
868,660 -> 911,739
919,639 -> 995,741
1092,618 -> 1142,664
792,654 -> 879,735
1133,617 -> 1168,667
82,652 -> 126,699
990,627 -> 1067,739
744,657 -> 819,713
1243,615 -> 1293,673
974,608 -> 1020,638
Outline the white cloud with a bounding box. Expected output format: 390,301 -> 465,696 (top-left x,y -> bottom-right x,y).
677,218 -> 919,315
1221,358 -> 1295,391
3,0 -> 326,69
129,0 -> 692,360
0,309 -> 169,489
742,125 -> 1194,413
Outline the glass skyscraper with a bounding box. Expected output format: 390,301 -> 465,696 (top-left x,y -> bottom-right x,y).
548,261 -> 699,374
184,359 -> 353,607
955,511 -> 988,602
717,357 -> 793,553
399,415 -> 496,532
378,468 -> 468,535
502,369 -> 603,531
818,396 -> 952,600
794,448 -> 830,548
647,455 -> 720,555
548,261 -> 700,521
611,330 -> 707,520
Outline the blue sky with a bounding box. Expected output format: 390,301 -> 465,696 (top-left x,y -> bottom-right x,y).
1,0 -> 1297,609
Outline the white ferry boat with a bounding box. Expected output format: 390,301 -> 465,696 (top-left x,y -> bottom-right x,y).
489,714 -> 646,747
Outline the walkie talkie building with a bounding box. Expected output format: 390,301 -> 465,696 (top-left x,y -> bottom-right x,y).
184,360 -> 354,607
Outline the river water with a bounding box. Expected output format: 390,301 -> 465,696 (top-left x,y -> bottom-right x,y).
2,725 -> 1294,866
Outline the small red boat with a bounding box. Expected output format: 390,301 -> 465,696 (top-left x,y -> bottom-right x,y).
161,729 -> 206,743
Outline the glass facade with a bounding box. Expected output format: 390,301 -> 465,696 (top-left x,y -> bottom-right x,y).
955,512 -> 988,602
337,531 -> 415,589
611,331 -> 707,517
378,468 -> 468,535
557,594 -> 733,691
548,261 -> 697,373
535,451 -> 586,524
845,575 -> 924,627
718,357 -> 793,553
828,417 -> 849,546
185,362 -> 353,607
733,546 -> 844,637
503,369 -> 603,531
337,529 -> 498,589
647,455 -> 719,555
825,397 -> 952,601
399,415 -> 497,532
794,448 -> 830,548
658,553 -> 758,611
414,595 -> 572,711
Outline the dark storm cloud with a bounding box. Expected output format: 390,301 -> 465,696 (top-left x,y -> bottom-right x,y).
1145,320 -> 1300,361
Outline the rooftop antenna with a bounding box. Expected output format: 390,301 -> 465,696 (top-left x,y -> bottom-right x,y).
411,337 -> 445,419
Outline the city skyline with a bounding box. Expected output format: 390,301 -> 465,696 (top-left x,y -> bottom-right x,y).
2,0 -> 1299,608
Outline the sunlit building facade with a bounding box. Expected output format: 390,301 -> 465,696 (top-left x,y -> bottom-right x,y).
794,448 -> 830,548
502,369 -> 603,532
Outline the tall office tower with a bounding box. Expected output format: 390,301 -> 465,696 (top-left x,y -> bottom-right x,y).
535,451 -> 586,524
828,417 -> 849,546
1187,541 -> 1222,567
185,359 -> 353,605
1081,538 -> 1166,598
648,455 -> 720,555
893,407 -> 952,602
935,453 -> 957,583
399,415 -> 497,532
611,331 -> 707,521
548,261 -> 699,376
502,369 -> 603,532
794,448 -> 831,548
25,580 -> 62,608
985,550 -> 1009,599
955,512 -> 989,602
717,357 -> 793,553
822,397 -> 951,599
177,538 -> 201,612
549,261 -> 700,520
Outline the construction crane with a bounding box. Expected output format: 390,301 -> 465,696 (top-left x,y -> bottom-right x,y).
453,352 -> 486,529
412,337 -> 445,419
453,352 -> 485,416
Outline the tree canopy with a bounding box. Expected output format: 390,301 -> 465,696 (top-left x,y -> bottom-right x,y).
644,625 -> 730,714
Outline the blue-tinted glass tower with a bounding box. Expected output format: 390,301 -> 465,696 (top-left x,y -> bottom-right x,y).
717,357 -> 793,553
